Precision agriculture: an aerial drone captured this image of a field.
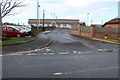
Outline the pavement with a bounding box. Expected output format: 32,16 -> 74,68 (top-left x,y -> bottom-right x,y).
93,38 -> 120,45
2,32 -> 52,54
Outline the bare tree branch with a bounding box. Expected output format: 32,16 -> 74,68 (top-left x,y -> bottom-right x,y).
2,2 -> 11,14
2,0 -> 10,12
1,0 -> 26,18
7,10 -> 22,16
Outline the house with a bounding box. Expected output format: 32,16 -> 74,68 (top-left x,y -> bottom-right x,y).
102,18 -> 120,28
28,19 -> 79,28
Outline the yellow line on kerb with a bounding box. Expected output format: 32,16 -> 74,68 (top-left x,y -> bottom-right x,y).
2,47 -> 49,56
9,50 -> 35,55
41,47 -> 49,50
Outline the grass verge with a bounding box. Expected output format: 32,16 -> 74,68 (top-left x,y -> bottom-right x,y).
1,37 -> 35,46
98,38 -> 120,43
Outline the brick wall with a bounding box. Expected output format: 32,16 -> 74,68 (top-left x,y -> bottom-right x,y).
70,25 -> 120,40
70,29 -> 80,36
80,32 -> 91,38
31,26 -> 55,37
94,33 -> 119,39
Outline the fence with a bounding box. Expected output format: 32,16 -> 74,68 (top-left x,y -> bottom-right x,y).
71,26 -> 79,30
95,27 -> 108,33
81,27 -> 90,32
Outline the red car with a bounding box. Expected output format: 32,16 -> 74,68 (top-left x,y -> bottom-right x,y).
2,25 -> 25,37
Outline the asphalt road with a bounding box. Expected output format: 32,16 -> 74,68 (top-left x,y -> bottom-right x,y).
2,29 -> 119,78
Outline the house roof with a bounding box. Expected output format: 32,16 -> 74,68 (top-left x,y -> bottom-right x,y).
106,18 -> 120,24
102,18 -> 120,27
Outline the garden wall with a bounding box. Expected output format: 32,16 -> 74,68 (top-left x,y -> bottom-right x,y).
70,25 -> 120,40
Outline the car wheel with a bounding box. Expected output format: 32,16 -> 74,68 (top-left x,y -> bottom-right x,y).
16,34 -> 21,37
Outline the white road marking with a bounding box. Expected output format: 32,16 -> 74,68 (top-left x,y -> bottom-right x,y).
26,53 -> 37,55
46,49 -> 51,52
78,52 -> 82,54
53,73 -> 63,76
61,67 -> 118,75
59,52 -> 69,55
83,44 -> 95,49
73,51 -> 77,54
43,53 -> 47,55
113,48 -> 119,52
48,53 -> 54,55
97,49 -> 107,52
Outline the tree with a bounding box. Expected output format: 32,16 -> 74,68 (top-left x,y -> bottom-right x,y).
0,0 -> 25,35
0,0 -> 25,18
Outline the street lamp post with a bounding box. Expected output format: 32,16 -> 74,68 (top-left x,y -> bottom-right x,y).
102,20 -> 103,25
91,19 -> 93,25
43,10 -> 45,31
87,13 -> 89,27
54,13 -> 55,19
37,0 -> 40,33
56,16 -> 57,27
118,1 -> 120,18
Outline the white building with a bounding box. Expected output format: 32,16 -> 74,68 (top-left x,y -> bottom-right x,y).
28,19 -> 80,28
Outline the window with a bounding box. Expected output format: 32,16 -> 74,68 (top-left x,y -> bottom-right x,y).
7,27 -> 15,31
63,24 -> 66,27
2,27 -> 6,30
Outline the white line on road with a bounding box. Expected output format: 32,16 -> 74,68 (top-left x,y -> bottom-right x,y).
26,53 -> 37,55
83,43 -> 95,49
53,73 -> 63,76
55,67 -> 119,76
58,52 -> 69,55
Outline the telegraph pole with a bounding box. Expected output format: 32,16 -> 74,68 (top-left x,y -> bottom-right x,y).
43,10 -> 45,31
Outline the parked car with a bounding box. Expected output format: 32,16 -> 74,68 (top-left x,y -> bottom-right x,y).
15,26 -> 31,36
2,25 -> 25,37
